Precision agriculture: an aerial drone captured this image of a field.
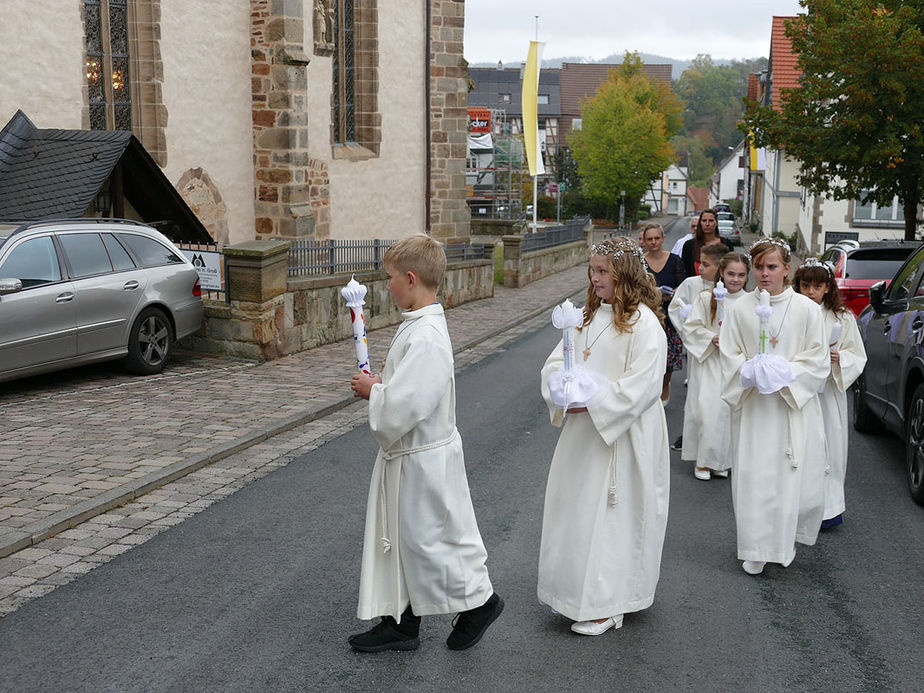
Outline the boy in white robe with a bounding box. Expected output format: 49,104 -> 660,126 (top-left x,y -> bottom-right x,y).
539,237 -> 670,637
667,243 -> 725,459
720,238 -> 830,575
349,234 -> 502,652
682,252 -> 750,478
794,259 -> 867,528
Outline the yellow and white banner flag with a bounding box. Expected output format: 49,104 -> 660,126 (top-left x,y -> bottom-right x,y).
522,40 -> 545,177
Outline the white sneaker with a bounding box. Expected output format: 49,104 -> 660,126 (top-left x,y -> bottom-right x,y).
742,560 -> 766,575
713,470 -> 729,478
571,614 -> 623,636
694,467 -> 711,480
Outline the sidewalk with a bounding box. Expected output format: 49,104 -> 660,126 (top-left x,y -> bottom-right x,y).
0,265 -> 589,561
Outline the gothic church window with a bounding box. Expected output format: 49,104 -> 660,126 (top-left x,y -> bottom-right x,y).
84,0 -> 132,131
331,0 -> 379,156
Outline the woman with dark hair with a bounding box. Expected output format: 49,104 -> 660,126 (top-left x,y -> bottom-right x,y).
642,223 -> 686,403
680,209 -> 733,278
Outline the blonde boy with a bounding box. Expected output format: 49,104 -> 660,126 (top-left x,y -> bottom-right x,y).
349,234 -> 502,652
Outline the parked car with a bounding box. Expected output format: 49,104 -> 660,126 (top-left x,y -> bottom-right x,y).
714,202 -> 732,214
821,240 -> 918,315
716,211 -> 739,245
854,240 -> 924,505
0,219 -> 203,383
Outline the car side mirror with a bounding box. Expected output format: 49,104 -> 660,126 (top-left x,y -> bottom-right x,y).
869,281 -> 886,312
0,278 -> 22,296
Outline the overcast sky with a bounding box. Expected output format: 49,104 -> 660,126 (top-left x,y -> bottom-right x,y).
463,0 -> 805,64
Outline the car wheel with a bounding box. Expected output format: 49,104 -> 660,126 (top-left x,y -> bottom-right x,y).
852,374 -> 882,433
123,307 -> 173,375
905,383 -> 924,506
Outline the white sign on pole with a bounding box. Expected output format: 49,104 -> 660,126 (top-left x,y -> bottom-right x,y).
180,249 -> 223,291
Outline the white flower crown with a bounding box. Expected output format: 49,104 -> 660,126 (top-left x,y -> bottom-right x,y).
801,256 -> 835,277
749,236 -> 791,253
591,238 -> 650,272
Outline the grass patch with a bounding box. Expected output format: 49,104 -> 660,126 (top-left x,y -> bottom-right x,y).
493,243 -> 504,284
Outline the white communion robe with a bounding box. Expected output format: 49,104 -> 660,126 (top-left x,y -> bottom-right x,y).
720,288 -> 830,566
357,303 -> 493,621
669,276 -> 714,461
682,288 -> 747,472
819,307 -> 867,520
538,303 -> 670,621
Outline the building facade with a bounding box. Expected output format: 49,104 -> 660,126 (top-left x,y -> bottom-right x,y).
0,0 -> 470,244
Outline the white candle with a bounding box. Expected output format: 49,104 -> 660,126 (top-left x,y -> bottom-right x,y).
713,280 -> 728,329
341,275 -> 371,374
755,289 -> 773,355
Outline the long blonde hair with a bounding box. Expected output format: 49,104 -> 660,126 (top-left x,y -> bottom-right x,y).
583,237 -> 664,333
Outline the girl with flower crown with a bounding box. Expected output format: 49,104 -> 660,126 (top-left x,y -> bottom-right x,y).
681,252 -> 751,479
539,237 -> 670,636
719,238 -> 829,576
794,259 -> 867,530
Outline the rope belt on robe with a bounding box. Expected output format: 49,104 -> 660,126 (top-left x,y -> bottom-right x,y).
377,429 -> 461,554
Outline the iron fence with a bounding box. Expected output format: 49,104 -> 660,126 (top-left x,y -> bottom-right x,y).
521,216 -> 591,253
287,238 -> 489,277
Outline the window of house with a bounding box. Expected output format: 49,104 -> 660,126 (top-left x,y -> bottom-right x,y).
499,93 -> 511,102
572,118 -> 582,131
332,0 -> 379,156
84,0 -> 132,131
853,191 -> 904,226
537,94 -> 549,105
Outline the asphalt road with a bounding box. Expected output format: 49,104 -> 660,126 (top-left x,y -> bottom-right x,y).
1,294 -> 922,691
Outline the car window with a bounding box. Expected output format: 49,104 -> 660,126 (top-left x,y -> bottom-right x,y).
58,233 -> 114,278
0,236 -> 62,287
845,248 -> 915,280
889,248 -> 924,301
716,212 -> 734,221
118,233 -> 184,267
101,233 -> 136,271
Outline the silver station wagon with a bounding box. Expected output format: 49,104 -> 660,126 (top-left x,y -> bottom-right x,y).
0,219 -> 203,383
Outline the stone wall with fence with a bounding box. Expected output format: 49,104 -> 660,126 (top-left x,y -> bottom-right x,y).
502,217 -> 592,288
181,239 -> 493,361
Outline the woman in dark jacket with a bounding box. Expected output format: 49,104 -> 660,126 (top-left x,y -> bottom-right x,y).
680,209 -> 733,277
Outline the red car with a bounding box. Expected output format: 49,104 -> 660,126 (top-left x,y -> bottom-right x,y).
820,240 -> 919,316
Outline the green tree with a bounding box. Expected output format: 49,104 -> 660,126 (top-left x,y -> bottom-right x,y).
675,54 -> 752,156
671,134 -> 712,187
570,54 -> 680,219
744,2 -> 924,241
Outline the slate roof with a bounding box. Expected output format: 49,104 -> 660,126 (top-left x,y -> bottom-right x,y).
769,16 -> 801,112
0,110 -> 210,242
467,67 -> 561,117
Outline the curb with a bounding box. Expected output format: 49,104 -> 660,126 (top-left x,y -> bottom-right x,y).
0,285 -> 583,560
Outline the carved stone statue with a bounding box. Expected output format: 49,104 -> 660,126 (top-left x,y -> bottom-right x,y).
314,0 -> 334,56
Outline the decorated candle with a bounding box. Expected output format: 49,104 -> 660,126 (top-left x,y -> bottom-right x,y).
755,289 -> 773,355
551,298 -> 584,372
713,280 -> 728,329
341,275 -> 371,374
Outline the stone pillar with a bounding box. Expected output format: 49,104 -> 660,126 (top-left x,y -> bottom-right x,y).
250,0 -> 315,239
502,235 -> 523,288
429,0 -> 470,240
224,239 -> 292,303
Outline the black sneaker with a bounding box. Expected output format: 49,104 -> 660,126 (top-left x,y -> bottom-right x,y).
446,592 -> 504,651
349,607 -> 420,652
671,436 -> 683,451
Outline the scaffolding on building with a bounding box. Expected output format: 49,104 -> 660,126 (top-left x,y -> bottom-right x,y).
466,109 -> 526,220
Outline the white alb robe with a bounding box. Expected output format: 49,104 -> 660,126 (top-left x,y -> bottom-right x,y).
669,276 -> 714,460
818,307 -> 867,520
357,304 -> 493,620
539,303 -> 670,621
682,288 -> 746,471
720,288 -> 830,565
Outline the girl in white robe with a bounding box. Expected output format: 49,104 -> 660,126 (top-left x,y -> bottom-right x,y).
720,238 -> 830,576
539,237 -> 670,636
668,243 -> 726,460
681,252 -> 750,478
794,259 -> 867,528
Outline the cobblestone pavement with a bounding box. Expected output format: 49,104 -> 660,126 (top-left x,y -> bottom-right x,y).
0,265 -> 587,616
